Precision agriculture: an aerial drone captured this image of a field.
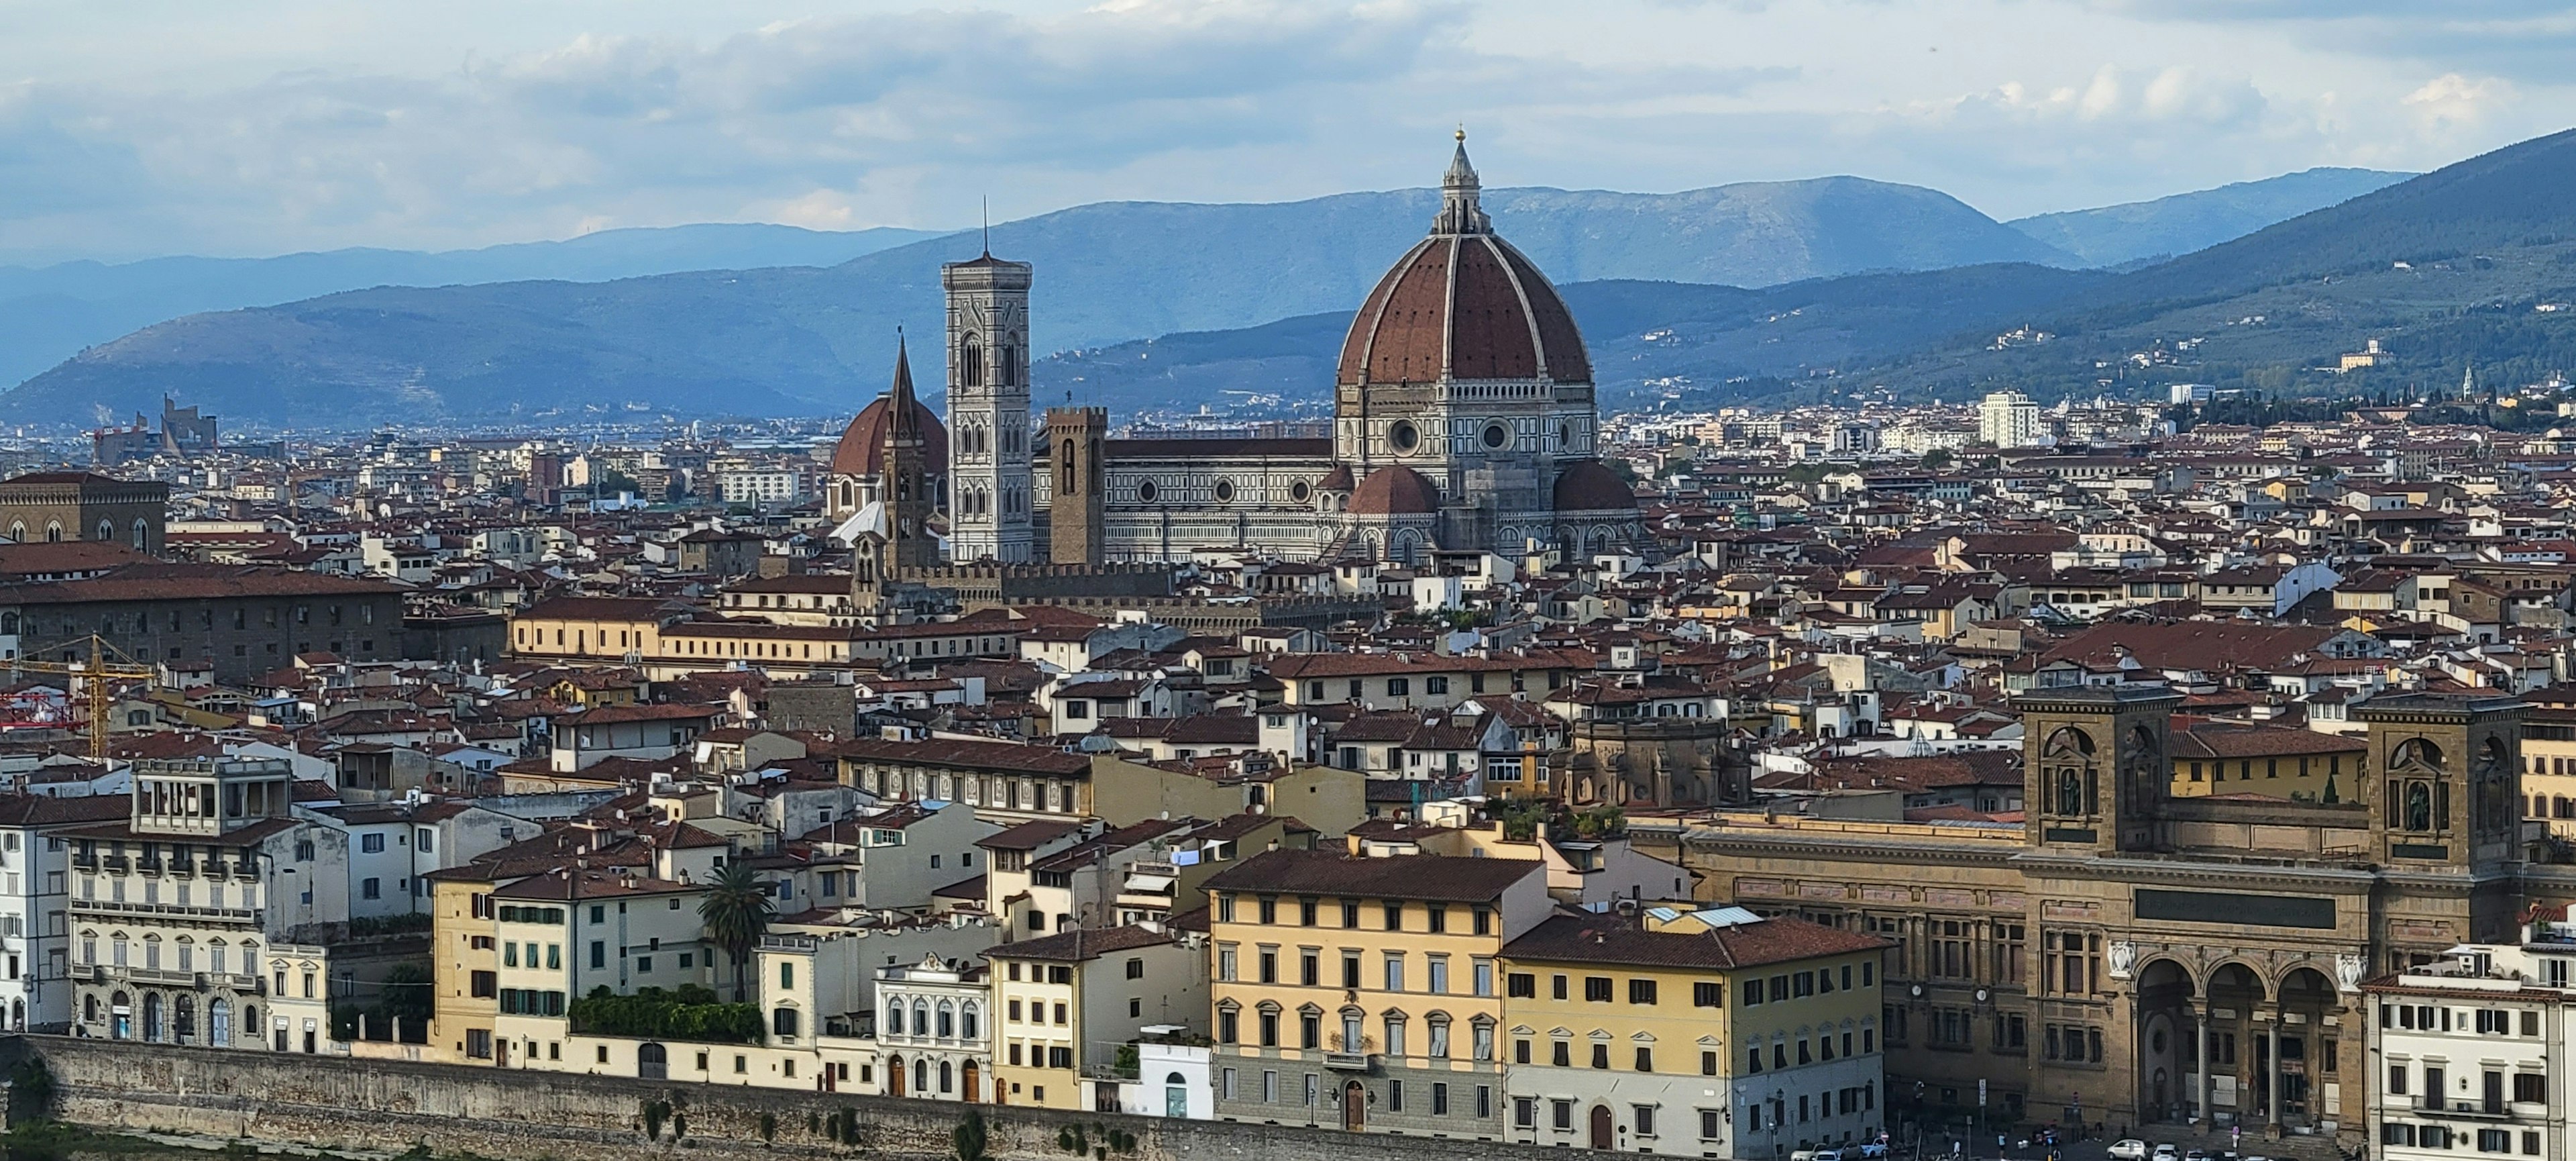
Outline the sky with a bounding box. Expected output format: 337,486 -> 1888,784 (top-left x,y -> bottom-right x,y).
2,0 -> 2571,264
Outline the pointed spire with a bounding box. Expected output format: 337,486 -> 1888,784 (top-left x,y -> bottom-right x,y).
1433,126 -> 1489,235
888,330 -> 924,444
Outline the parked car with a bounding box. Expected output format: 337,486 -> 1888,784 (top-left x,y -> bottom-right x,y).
2109,1142 -> 2149,1161
2153,1145 -> 2181,1161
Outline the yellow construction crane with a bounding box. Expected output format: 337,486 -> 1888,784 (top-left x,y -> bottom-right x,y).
8,635 -> 158,762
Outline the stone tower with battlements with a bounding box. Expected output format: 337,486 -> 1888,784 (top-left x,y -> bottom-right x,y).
942,254 -> 1035,564
1044,407 -> 1106,568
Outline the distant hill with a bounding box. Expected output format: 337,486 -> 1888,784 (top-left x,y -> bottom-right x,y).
2006,168 -> 2412,268
0,176 -> 2079,426
1852,128 -> 2576,400
19,132 -> 2576,429
0,223 -> 945,389
1056,130 -> 2576,412
1040,266 -> 2120,417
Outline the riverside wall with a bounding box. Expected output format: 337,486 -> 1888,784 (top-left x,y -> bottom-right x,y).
9,1037 -> 1595,1161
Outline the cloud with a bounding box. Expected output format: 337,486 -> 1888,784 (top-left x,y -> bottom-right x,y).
1,0 -> 2573,261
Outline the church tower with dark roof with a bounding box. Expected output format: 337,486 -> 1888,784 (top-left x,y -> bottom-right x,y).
884,337 -> 939,575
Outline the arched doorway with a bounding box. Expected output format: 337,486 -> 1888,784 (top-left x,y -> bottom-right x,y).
1342,1080 -> 1366,1131
142,994 -> 162,1042
2207,963 -> 2269,1125
1590,1103 -> 1615,1150
1164,1072 -> 1188,1118
2275,966 -> 2339,1127
109,991 -> 131,1040
888,1056 -> 906,1098
961,1060 -> 980,1103
207,999 -> 231,1047
638,1042 -> 668,1080
2133,958 -> 2196,1123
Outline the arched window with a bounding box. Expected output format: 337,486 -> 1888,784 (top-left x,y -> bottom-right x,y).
43,523 -> 60,543
1061,441 -> 1077,493
96,519 -> 112,542
131,519 -> 148,550
885,1001 -> 905,1035
961,334 -> 984,388
936,1000 -> 955,1038
5,523 -> 20,543
912,999 -> 929,1036
961,1002 -> 980,1040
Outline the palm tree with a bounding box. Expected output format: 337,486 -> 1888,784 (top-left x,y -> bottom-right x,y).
698,860 -> 777,1003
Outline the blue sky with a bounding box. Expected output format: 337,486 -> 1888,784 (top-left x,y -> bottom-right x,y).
2,0 -> 2569,263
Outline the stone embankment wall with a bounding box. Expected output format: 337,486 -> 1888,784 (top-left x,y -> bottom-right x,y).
10,1038 -> 1591,1161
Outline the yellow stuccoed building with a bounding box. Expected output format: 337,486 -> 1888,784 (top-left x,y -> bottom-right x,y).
1497,903 -> 1890,1157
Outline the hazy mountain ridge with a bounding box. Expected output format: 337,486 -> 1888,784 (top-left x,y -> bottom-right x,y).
0,176 -> 2084,425
2004,168 -> 2413,268
0,223 -> 945,391
4,152 -> 2546,427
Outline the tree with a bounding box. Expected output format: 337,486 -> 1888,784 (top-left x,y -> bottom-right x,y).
698,860 -> 777,1002
1919,448 -> 1954,470
376,961 -> 435,1028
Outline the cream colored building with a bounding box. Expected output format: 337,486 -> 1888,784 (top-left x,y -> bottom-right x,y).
1499,905 -> 1888,1157
1200,846 -> 1553,1135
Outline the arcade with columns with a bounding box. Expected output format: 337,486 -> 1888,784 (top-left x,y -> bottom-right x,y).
1649,686 -> 2576,1148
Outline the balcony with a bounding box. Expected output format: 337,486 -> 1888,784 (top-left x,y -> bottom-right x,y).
137,859 -> 163,876
126,967 -> 201,987
69,897 -> 260,925
1322,1050 -> 1375,1072
101,856 -> 129,873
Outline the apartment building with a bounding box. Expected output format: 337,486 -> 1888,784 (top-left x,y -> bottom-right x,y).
484,867 -> 709,1070
0,793 -> 129,1030
2367,929 -> 2574,1161
1200,848 -> 1554,1136
66,756 -> 351,1049
1498,904 -> 1890,1158
875,952 -> 992,1101
987,922 -> 1206,1111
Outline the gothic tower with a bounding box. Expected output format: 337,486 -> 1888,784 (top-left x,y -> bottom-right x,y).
1044,407 -> 1106,567
942,254 -> 1036,563
2012,685 -> 2181,854
885,336 -> 939,574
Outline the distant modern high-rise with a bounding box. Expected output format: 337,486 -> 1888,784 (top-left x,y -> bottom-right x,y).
1980,390 -> 2043,448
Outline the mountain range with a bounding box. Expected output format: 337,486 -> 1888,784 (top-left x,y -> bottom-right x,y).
0,158 -> 2435,427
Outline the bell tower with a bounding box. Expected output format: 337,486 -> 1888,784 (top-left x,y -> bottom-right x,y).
942,254 -> 1035,563
884,337 -> 939,574
2012,685 -> 2182,854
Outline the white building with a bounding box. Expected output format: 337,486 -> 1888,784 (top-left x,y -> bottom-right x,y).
718,468 -> 806,507
0,794 -> 131,1030
299,799 -> 529,919
66,756 -> 354,1049
875,952 -> 994,1101
2365,927 -> 2572,1161
1979,391 -> 2043,449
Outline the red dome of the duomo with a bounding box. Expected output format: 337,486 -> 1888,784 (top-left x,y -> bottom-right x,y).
830,395 -> 947,478
1336,137 -> 1591,388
